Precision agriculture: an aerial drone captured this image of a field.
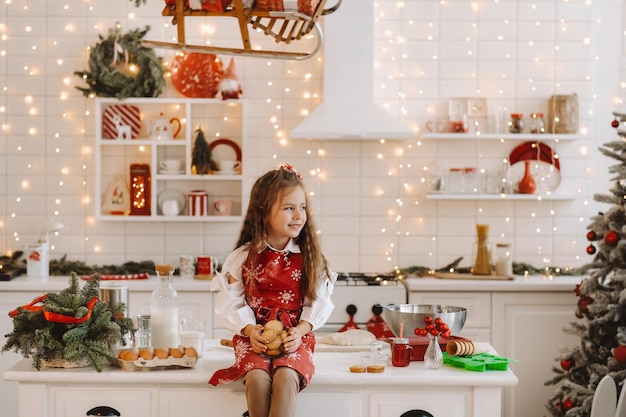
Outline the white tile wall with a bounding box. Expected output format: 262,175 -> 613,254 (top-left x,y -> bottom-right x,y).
0,0 -> 619,274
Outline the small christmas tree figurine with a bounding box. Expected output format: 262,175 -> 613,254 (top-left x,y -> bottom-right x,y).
544,111 -> 626,416
191,127 -> 218,175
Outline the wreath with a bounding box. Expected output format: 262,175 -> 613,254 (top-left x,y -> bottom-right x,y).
74,24 -> 165,99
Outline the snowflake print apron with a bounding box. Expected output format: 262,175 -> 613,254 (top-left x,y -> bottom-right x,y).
209,248 -> 316,389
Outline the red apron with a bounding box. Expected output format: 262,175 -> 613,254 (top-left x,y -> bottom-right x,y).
209,248 -> 316,389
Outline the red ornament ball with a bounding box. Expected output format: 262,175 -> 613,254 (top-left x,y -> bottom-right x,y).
560,359 -> 574,371
605,230 -> 620,246
586,230 -> 597,241
612,119 -> 620,128
586,244 -> 596,255
563,399 -> 573,410
578,296 -> 592,313
613,345 -> 626,363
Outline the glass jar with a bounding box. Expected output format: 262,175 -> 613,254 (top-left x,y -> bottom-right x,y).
495,243 -> 513,277
391,338 -> 412,367
472,224 -> 492,275
424,334 -> 444,370
508,113 -> 524,133
134,314 -> 151,348
151,264 -> 179,347
448,168 -> 465,194
529,113 -> 546,134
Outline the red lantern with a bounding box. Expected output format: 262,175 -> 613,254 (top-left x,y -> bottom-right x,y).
605,230 -> 619,246
130,163 -> 151,215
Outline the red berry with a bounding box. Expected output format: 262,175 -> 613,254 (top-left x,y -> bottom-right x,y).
441,330 -> 451,338
418,329 -> 428,337
429,328 -> 440,336
414,327 -> 422,336
424,316 -> 433,325
438,323 -> 449,331
426,323 -> 435,331
434,318 -> 443,325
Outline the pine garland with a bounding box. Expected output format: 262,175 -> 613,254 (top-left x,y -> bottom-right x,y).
2,272 -> 134,371
74,24 -> 165,99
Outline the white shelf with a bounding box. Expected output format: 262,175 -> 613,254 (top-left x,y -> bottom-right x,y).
421,133 -> 584,141
94,98 -> 247,222
425,193 -> 576,201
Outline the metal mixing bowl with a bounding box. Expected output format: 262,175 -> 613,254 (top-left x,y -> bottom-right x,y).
381,304 -> 467,337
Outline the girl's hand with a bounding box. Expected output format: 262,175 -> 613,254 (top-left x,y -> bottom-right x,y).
281,327 -> 302,353
282,321 -> 312,353
245,324 -> 267,354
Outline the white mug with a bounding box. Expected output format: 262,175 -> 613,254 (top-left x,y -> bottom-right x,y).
162,199 -> 179,216
159,160 -> 182,172
213,199 -> 233,216
219,160 -> 241,173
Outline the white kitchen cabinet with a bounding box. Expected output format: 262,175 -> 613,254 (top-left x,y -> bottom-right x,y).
408,291 -> 491,342
492,292 -> 579,417
159,390 -> 363,417
94,98 -> 247,222
0,290 -> 47,417
53,388 -> 152,416
370,391 -> 470,417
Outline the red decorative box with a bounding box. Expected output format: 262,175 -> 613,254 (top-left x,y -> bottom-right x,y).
255,0 -> 321,16
387,336 -> 467,361
102,104 -> 141,140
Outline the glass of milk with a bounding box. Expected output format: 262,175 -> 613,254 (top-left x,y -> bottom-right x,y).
180,318 -> 205,357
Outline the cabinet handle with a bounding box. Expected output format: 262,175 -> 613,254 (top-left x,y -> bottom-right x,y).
86,406 -> 121,416
400,411 -> 434,417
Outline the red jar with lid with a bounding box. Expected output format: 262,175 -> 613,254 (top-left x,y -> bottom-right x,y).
391,338 -> 412,367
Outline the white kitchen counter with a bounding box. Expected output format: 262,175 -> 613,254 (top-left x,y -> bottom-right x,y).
4,341 -> 517,417
0,275 -> 214,292
403,274 -> 584,292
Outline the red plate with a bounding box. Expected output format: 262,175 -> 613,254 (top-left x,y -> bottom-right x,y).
170,52 -> 224,98
508,141 -> 560,170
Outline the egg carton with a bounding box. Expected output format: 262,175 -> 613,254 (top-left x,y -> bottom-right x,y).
116,347 -> 198,371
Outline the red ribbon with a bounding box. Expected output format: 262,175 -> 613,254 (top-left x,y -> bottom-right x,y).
9,295 -> 100,325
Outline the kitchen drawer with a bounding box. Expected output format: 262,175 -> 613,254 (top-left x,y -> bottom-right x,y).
159,389 -> 363,417
53,388 -> 152,417
408,291 -> 491,329
370,390 -> 469,417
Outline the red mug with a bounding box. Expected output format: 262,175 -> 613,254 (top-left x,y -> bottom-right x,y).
196,256 -> 217,275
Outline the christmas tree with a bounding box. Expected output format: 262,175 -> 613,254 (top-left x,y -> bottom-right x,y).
544,111 -> 626,416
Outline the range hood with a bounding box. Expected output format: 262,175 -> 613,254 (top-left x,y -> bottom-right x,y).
290,0 -> 413,140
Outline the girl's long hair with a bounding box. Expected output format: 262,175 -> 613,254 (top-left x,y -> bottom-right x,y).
235,166 -> 329,300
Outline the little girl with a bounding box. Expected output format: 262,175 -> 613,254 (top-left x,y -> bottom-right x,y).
209,163 -> 336,417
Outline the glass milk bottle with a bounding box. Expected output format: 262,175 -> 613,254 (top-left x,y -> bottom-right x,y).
151,264 -> 179,347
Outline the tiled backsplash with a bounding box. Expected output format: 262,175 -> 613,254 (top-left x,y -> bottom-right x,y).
0,0 -> 619,273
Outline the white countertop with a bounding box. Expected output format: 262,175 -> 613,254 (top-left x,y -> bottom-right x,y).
403,275 -> 585,292
0,275 -> 213,292
4,341 -> 518,389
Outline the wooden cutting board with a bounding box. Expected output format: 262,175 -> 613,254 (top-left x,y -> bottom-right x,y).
433,272 -> 513,281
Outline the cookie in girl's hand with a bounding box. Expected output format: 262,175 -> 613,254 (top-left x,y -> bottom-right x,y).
262,320 -> 284,356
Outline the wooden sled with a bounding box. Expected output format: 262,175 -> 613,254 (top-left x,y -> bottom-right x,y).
142,0 -> 342,60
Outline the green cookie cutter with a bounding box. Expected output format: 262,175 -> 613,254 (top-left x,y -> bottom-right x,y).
443,352 -> 517,372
